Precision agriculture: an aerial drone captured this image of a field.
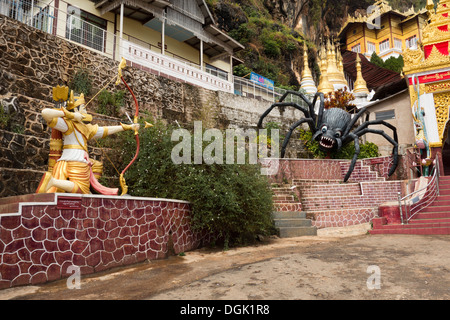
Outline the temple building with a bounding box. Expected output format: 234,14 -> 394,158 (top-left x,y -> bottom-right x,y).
339,0 -> 428,61
403,0 -> 450,175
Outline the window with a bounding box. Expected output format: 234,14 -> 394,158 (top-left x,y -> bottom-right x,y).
66,5 -> 107,52
406,35 -> 417,49
367,41 -> 376,54
375,110 -> 395,120
394,38 -> 403,50
352,43 -> 361,53
33,5 -> 54,34
205,64 -> 228,81
379,39 -> 390,53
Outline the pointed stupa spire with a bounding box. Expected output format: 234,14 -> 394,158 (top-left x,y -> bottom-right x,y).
336,45 -> 348,86
326,39 -> 348,90
300,42 -> 317,95
317,44 -> 334,94
353,53 -> 369,94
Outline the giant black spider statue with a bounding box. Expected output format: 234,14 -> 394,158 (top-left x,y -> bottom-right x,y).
258,91 -> 399,182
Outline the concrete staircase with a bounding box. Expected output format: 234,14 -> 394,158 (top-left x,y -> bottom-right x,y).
370,175 -> 450,235
271,186 -> 317,237
273,211 -> 317,237
269,160 -> 402,236
293,175 -> 401,229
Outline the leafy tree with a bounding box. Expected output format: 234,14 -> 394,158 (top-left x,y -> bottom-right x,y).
370,52 -> 385,69
384,55 -> 404,73
118,119 -> 276,248
370,52 -> 404,73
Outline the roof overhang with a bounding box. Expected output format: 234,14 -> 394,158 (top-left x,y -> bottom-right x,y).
184,24 -> 244,58
91,0 -> 244,58
93,0 -> 171,22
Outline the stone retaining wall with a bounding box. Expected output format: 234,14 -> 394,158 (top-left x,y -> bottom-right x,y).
0,193 -> 203,289
0,14 -> 305,198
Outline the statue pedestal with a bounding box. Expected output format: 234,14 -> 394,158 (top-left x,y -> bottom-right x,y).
0,193 -> 203,289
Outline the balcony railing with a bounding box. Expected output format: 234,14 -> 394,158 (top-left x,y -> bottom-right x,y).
1,0 -> 306,105
122,40 -> 234,93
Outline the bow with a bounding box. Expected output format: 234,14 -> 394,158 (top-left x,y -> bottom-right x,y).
116,58 -> 140,196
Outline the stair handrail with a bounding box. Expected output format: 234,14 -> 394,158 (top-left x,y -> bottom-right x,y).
398,154 -> 441,224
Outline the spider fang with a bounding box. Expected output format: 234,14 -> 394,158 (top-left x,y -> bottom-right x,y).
320,136 -> 335,149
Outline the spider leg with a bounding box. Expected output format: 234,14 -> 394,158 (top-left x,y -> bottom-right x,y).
281,118 -> 316,158
314,92 -> 325,127
279,90 -> 317,122
343,107 -> 367,137
257,102 -> 311,128
353,120 -> 399,142
343,133 -> 360,182
355,127 -> 399,177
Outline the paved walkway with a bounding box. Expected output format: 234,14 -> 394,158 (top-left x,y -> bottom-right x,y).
1,223 -> 449,301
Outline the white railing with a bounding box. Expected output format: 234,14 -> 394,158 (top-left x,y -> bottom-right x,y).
0,0 -> 305,104
233,76 -> 305,104
0,0 -> 55,33
122,40 -> 234,93
398,154 -> 441,224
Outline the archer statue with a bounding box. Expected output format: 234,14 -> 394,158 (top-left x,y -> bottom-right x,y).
36,58 -> 147,196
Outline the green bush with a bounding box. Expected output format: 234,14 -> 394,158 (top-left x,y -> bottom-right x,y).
263,38 -> 281,58
0,104 -> 11,129
96,89 -> 125,117
69,68 -> 92,96
119,120 -> 276,248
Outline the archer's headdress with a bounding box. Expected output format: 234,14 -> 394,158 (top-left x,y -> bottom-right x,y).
67,91 -> 86,110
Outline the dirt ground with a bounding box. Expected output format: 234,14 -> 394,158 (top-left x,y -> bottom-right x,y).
1,223 -> 449,301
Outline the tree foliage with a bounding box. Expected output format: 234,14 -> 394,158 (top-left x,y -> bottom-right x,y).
324,88 -> 356,111
370,52 -> 404,74
117,119 -> 276,248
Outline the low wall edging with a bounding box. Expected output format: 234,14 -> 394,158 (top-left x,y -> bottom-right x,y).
0,193 -> 203,289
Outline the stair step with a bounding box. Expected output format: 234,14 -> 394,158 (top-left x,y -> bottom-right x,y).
274,203 -> 302,212
272,211 -> 306,219
278,226 -> 318,238
409,217 -> 450,224
421,205 -> 450,213
373,221 -> 450,229
292,179 -> 341,185
434,195 -> 450,201
274,219 -> 312,228
438,190 -> 450,196
272,195 -> 295,201
414,211 -> 450,219
370,227 -> 450,235
432,199 -> 450,206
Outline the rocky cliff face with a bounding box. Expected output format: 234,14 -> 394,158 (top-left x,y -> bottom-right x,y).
207,0 -> 428,88
210,0 -> 428,42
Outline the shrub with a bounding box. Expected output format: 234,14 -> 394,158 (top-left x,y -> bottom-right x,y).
119,120 -> 276,248
69,68 -> 92,96
96,89 -> 125,117
263,38 -> 281,58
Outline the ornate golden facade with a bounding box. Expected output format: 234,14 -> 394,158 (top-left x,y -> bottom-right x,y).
404,0 -> 450,152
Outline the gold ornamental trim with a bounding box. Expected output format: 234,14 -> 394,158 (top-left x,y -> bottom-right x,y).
404,45 -> 450,74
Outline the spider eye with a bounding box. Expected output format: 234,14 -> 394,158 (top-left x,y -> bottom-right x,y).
321,126 -> 327,133
335,131 -> 342,138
